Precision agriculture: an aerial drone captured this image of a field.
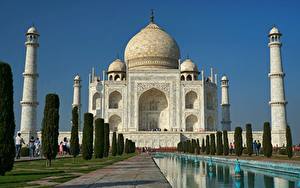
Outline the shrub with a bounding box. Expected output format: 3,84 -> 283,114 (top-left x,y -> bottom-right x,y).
20,147 -> 29,157
278,148 -> 287,155
82,113 -> 94,160
103,123 -> 110,157
246,123 -> 253,156
234,126 -> 243,156
223,130 -> 229,156
117,134 -> 124,155
94,118 -> 104,158
263,122 -> 272,158
206,135 -> 210,155
196,139 -> 200,154
216,131 -> 223,155
0,62 -> 16,175
70,107 -> 80,159
111,132 -> 117,156
210,134 -> 216,155
41,94 -> 60,167
201,138 -> 205,153
286,125 -> 293,158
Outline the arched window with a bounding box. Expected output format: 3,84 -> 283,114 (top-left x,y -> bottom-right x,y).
109,91 -> 122,109
92,93 -> 101,110
186,75 -> 192,81
186,115 -> 198,131
181,75 -> 185,81
114,75 -> 120,81
109,115 -> 121,132
109,75 -> 113,80
207,116 -> 214,131
185,91 -> 197,109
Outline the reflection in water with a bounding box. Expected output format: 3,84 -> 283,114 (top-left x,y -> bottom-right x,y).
154,155 -> 299,188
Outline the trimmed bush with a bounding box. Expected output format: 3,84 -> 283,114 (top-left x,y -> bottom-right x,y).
117,134 -> 124,155
0,62 -> 16,175
210,134 -> 216,155
70,107 -> 80,159
41,94 -> 60,167
263,122 -> 272,158
94,118 -> 104,158
196,139 -> 200,154
82,113 -> 94,160
234,126 -> 243,156
246,123 -> 253,156
103,123 -> 110,157
216,131 -> 223,155
223,130 -> 229,156
206,135 -> 210,155
111,132 -> 117,156
201,138 -> 205,153
20,147 -> 29,157
286,125 -> 293,158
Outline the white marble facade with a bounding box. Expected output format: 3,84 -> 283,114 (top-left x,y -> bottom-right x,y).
88,19 -> 218,136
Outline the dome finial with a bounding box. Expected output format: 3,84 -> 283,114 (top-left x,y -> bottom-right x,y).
150,9 -> 154,23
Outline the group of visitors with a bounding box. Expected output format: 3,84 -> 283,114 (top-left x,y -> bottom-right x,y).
253,140 -> 261,156
59,137 -> 70,156
15,132 -> 41,159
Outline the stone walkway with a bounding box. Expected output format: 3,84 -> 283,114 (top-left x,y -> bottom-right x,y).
57,153 -> 171,188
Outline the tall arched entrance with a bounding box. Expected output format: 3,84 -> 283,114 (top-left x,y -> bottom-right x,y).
138,88 -> 169,131
185,115 -> 198,131
109,115 -> 121,132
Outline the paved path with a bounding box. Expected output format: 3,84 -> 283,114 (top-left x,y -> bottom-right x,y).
57,153 -> 171,188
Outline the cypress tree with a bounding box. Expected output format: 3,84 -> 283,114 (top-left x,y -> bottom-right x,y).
103,123 -> 110,157
210,134 -> 216,155
263,122 -> 272,158
234,126 -> 243,156
0,63 -> 16,176
82,113 -> 93,160
196,139 -> 200,154
216,131 -> 223,155
94,118 -> 104,158
201,138 -> 205,153
41,94 -> 60,167
206,135 -> 210,155
70,107 -> 80,159
117,134 -> 124,155
246,124 -> 253,156
111,132 -> 117,156
286,125 -> 293,159
223,130 -> 229,156
124,138 -> 128,154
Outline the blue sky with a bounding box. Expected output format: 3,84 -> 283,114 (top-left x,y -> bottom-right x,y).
1,1 -> 299,143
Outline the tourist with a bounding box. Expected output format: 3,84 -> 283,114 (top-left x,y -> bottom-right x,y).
15,132 -> 25,159
29,136 -> 36,158
63,137 -> 68,155
234,159 -> 241,175
257,140 -> 261,156
34,138 -> 41,157
253,140 -> 257,155
230,142 -> 234,155
59,141 -> 64,156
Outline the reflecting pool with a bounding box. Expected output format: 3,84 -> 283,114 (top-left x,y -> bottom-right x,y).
153,154 -> 300,188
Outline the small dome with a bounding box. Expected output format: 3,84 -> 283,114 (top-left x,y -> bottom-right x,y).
74,74 -> 81,80
108,59 -> 126,73
269,27 -> 280,35
221,75 -> 228,81
180,58 -> 198,72
27,26 -> 39,35
124,22 -> 180,70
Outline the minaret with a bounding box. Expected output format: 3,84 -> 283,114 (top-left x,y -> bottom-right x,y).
268,27 -> 287,133
73,74 -> 81,130
221,75 -> 231,131
20,26 -> 39,143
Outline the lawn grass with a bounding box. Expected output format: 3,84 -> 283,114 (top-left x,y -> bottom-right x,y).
0,153 -> 136,188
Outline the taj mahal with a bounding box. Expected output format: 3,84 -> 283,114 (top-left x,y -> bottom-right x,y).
19,14 -> 288,148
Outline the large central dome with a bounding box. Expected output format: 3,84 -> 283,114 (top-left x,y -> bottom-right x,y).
124,22 -> 180,70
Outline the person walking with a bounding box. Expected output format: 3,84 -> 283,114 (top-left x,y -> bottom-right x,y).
257,140 -> 261,156
34,138 -> 41,157
29,136 -> 36,158
253,140 -> 257,156
230,142 -> 234,155
15,132 -> 25,159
